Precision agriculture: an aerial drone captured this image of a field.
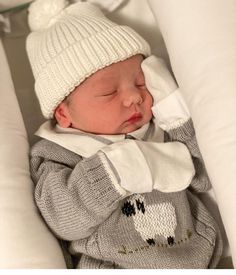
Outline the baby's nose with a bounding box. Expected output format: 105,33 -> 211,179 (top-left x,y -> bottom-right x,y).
123,91 -> 143,107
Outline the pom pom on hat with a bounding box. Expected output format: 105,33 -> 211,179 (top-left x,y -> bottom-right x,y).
26,0 -> 151,119
28,0 -> 69,31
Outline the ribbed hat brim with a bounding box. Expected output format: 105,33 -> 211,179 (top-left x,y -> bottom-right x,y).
34,25 -> 150,118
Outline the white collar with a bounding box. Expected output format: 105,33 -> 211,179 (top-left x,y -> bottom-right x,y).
35,120 -> 163,158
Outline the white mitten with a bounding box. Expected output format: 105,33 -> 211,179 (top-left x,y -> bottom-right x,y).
100,139 -> 195,194
141,55 -> 178,104
135,140 -> 195,193
100,140 -> 153,193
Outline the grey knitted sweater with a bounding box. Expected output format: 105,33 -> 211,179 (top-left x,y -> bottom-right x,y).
30,118 -> 222,269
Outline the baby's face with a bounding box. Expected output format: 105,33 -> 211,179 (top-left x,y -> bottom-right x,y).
55,54 -> 153,134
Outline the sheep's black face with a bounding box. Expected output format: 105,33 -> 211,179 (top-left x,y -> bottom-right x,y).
122,201 -> 136,217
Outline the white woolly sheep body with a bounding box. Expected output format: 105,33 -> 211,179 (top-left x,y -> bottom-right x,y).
126,194 -> 177,245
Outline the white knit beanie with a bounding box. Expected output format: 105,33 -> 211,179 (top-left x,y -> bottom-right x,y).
26,0 -> 151,119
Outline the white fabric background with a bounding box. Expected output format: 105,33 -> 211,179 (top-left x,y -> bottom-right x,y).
0,40 -> 67,268
148,0 -> 236,267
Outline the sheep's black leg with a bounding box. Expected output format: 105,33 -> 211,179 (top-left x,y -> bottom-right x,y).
167,236 -> 174,246
146,238 -> 155,246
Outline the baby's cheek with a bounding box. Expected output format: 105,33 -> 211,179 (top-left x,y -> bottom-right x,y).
148,92 -> 154,106
144,102 -> 153,122
146,93 -> 154,109
147,96 -> 154,118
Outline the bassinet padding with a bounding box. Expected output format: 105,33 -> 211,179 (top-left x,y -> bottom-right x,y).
149,0 -> 236,267
0,40 -> 66,268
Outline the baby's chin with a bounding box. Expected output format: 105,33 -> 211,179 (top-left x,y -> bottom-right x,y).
120,121 -> 147,134
91,117 -> 151,135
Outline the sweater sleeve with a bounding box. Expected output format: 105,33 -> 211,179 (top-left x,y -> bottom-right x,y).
152,91 -> 211,193
30,140 -> 128,241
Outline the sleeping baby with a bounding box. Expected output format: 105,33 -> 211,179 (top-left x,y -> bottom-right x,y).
26,0 -> 222,268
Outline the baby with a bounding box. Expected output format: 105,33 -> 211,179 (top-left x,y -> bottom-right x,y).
26,0 -> 222,269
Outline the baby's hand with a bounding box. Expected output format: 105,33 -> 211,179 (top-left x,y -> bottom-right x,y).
141,55 -> 178,105
135,140 -> 195,193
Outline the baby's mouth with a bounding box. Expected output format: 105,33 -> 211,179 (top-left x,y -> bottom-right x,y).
126,112 -> 143,124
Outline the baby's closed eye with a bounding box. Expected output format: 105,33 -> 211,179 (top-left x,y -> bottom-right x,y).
102,91 -> 117,97
96,90 -> 117,97
136,82 -> 146,89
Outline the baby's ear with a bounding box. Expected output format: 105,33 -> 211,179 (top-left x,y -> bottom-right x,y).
54,102 -> 72,128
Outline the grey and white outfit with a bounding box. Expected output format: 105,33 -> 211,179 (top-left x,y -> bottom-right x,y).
30,90 -> 222,269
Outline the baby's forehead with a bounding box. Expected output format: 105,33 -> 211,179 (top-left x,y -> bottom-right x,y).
71,55 -> 144,93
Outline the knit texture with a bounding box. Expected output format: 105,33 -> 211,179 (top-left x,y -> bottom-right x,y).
30,119 -> 222,268
26,1 -> 151,118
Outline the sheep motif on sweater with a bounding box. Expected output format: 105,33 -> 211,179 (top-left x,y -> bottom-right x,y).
121,194 -> 177,246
